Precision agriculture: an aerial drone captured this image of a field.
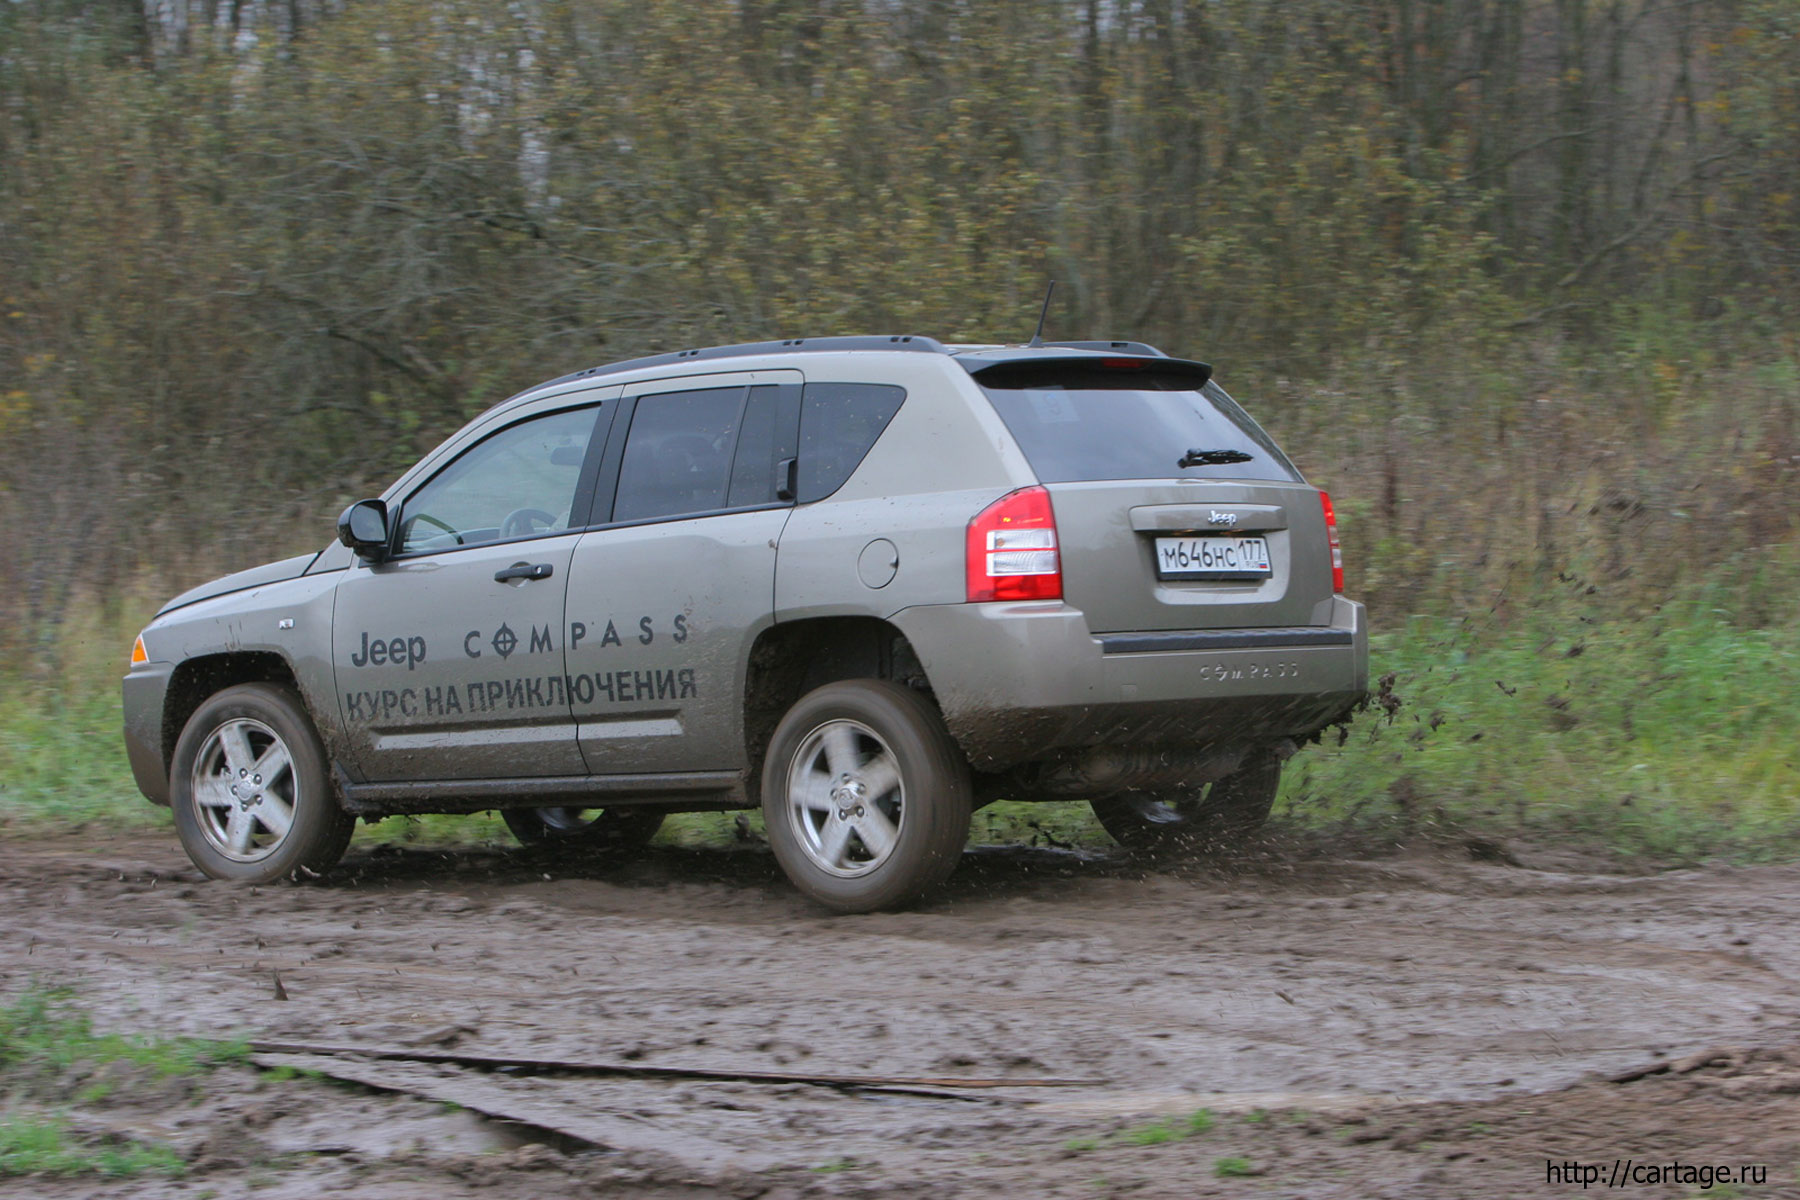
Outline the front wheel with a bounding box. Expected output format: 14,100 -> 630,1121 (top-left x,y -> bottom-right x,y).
762,680 -> 971,913
500,806 -> 665,848
1091,755 -> 1283,852
169,683 -> 355,882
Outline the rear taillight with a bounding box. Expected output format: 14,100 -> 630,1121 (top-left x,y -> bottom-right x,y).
966,486 -> 1062,602
1320,490 -> 1344,593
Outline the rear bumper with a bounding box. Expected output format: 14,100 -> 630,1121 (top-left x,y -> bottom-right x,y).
891,596 -> 1368,770
122,663 -> 175,806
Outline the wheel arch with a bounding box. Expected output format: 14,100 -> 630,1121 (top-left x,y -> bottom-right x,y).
741,616 -> 938,804
161,652 -> 301,772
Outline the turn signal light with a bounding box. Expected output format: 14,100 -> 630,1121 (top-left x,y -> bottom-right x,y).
967,486 -> 1062,602
1320,490 -> 1344,593
130,635 -> 148,666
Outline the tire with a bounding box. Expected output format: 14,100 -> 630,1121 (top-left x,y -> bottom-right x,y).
1090,755 -> 1283,852
762,680 -> 971,913
169,682 -> 355,883
500,806 -> 665,848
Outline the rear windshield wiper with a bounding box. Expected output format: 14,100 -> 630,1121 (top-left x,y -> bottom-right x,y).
1178,448 -> 1254,468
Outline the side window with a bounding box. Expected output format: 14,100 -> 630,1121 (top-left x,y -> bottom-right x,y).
397,407 -> 598,555
613,387 -> 749,523
796,383 -> 906,503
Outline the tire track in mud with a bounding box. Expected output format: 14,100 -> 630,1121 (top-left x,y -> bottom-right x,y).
3,832 -> 1799,1186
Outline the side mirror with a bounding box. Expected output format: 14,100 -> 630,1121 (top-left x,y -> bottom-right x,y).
336,499 -> 390,560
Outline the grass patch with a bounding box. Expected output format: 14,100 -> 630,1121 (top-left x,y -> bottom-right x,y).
971,799 -> 1107,849
1123,1120 -> 1180,1146
1284,580 -> 1800,859
0,684 -> 156,832
1066,1109 -> 1216,1154
0,987 -> 247,1179
0,1115 -> 184,1178
1213,1155 -> 1256,1177
356,811 -> 512,850
657,810 -> 763,849
0,988 -> 247,1087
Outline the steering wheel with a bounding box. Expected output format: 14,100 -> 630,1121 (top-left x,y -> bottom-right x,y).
501,507 -> 557,538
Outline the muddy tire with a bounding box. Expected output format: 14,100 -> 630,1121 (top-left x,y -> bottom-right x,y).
169,683 -> 354,883
1091,755 -> 1282,851
762,680 -> 971,913
500,806 -> 665,848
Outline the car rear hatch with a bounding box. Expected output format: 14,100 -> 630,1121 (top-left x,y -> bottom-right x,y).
969,355 -> 1336,635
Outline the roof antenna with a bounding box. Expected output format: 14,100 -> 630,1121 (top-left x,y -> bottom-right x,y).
1026,280 -> 1056,347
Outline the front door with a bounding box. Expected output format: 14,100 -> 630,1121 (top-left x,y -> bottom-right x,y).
331,401 -> 610,782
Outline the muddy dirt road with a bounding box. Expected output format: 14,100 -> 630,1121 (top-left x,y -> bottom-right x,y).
3,830 -> 1797,1197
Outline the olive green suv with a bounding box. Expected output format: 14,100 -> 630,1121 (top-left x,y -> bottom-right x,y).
123,335 -> 1367,911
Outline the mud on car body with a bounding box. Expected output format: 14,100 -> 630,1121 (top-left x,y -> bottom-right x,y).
123,335 -> 1368,912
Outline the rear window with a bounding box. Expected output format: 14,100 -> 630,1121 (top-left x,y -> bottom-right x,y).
976,364 -> 1299,484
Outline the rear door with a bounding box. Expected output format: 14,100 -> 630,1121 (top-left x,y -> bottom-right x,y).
973,359 -> 1335,633
564,371 -> 801,774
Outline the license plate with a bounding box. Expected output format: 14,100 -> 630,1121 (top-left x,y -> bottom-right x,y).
1154,535 -> 1272,580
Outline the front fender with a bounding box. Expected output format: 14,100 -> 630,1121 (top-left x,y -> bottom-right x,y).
124,570 -> 345,803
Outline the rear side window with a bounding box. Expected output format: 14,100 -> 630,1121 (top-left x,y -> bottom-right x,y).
613,387 -> 747,522
797,383 -> 906,503
977,365 -> 1299,484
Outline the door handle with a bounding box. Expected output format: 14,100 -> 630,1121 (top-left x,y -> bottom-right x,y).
494,563 -> 554,582
776,456 -> 798,502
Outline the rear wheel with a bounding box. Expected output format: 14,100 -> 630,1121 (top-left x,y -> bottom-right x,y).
500,806 -> 665,848
169,683 -> 354,882
1091,755 -> 1282,852
763,680 -> 971,913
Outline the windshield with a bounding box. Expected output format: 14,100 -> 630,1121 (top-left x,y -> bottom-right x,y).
977,364 -> 1300,484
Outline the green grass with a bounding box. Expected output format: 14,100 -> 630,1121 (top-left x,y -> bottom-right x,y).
1284,581 -> 1800,859
1123,1120 -> 1180,1146
1066,1109 -> 1217,1154
971,799 -> 1107,849
0,1115 -> 184,1178
0,684 -> 156,831
1213,1156 -> 1256,1177
0,598 -> 166,832
0,987 -> 248,1179
0,988 -> 248,1086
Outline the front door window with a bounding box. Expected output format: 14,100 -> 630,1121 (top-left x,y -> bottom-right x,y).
398,407 -> 597,554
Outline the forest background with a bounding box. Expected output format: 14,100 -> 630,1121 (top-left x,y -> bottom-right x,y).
2,0 -> 1797,855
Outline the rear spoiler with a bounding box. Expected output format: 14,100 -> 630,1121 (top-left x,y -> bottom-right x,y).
960,354 -> 1214,389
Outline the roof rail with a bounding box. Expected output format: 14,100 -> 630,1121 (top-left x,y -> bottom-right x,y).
1041,340 -> 1168,357
559,334 -> 951,384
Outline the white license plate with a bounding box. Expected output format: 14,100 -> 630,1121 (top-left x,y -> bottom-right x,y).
1154,535 -> 1272,580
